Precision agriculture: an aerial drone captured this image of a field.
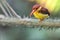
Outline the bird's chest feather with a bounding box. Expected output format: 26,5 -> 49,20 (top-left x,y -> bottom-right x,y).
33,11 -> 49,19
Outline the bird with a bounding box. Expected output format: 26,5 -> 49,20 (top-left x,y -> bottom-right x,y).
29,4 -> 50,22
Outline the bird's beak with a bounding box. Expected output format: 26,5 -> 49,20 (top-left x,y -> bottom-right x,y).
29,10 -> 35,17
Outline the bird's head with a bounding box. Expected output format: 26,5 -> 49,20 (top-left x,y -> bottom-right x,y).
30,4 -> 40,17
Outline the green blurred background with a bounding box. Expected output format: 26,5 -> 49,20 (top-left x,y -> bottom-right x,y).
0,0 -> 60,40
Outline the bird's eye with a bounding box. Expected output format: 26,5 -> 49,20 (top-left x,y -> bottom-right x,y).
36,8 -> 38,10
34,8 -> 38,10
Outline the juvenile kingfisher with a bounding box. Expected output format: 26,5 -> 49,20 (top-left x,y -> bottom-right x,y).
30,4 -> 50,21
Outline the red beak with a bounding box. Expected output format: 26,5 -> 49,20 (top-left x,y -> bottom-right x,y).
29,10 -> 35,17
